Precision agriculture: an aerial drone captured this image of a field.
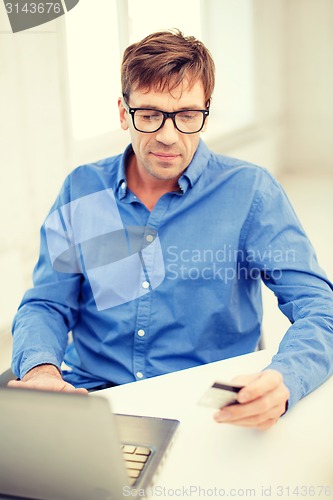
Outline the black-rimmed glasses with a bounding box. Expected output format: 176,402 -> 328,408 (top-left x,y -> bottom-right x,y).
124,103 -> 209,134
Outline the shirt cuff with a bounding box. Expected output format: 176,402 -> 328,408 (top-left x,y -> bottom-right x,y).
263,360 -> 303,411
12,351 -> 62,380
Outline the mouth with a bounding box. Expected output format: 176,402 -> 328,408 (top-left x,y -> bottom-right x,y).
151,152 -> 181,162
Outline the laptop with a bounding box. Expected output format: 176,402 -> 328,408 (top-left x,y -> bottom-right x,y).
0,387 -> 179,499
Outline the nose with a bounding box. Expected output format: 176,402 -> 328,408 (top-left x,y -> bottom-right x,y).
155,117 -> 179,145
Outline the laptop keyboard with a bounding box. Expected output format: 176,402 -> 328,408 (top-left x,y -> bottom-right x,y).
122,444 -> 152,485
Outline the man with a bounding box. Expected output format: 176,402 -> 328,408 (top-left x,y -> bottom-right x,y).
9,30 -> 333,430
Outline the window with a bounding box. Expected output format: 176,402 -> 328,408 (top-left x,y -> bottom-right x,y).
128,0 -> 201,43
65,0 -> 121,140
202,0 -> 255,139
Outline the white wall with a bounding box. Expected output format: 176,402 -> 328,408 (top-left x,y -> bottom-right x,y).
0,14 -> 69,331
284,0 -> 333,173
209,0 -> 333,177
207,0 -> 288,173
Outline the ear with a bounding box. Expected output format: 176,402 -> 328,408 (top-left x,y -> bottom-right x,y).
201,115 -> 209,133
118,97 -> 129,131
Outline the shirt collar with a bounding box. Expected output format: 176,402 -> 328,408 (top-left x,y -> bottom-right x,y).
116,140 -> 211,198
178,139 -> 211,193
116,144 -> 134,200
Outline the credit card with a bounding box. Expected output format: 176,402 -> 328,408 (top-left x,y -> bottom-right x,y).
198,381 -> 244,409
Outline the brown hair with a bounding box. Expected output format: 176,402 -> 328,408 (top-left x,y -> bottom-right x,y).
121,29 -> 215,107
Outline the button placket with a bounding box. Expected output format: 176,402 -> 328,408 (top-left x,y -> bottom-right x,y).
132,195 -> 173,381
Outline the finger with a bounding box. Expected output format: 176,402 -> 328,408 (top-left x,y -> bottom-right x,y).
214,382 -> 288,423
8,378 -> 88,394
227,416 -> 280,431
75,387 -> 89,394
214,399 -> 280,423
214,402 -> 283,428
257,418 -> 280,431
216,416 -> 279,430
60,384 -> 88,394
7,379 -> 24,388
237,370 -> 283,403
229,415 -> 280,430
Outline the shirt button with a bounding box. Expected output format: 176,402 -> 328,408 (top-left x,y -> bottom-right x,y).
136,371 -> 144,379
120,181 -> 126,190
142,281 -> 150,289
138,329 -> 145,337
146,234 -> 154,243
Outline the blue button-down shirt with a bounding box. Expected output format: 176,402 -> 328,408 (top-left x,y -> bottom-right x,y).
12,140 -> 333,409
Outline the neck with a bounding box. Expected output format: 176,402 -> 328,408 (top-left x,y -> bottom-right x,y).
126,154 -> 180,211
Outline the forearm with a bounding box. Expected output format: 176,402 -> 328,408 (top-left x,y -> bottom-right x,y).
12,300 -> 73,379
265,311 -> 333,409
22,363 -> 62,382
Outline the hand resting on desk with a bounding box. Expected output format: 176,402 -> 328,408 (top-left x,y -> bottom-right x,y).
7,364 -> 88,394
8,365 -> 288,426
213,369 -> 289,431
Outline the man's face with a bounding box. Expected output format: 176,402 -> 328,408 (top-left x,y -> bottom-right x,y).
118,80 -> 208,185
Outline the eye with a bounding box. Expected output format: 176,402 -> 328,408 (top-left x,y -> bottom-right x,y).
136,110 -> 162,121
177,111 -> 200,121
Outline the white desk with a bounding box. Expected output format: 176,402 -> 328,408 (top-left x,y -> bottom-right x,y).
97,350 -> 333,499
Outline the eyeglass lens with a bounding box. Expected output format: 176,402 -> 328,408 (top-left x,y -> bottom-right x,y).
133,110 -> 205,133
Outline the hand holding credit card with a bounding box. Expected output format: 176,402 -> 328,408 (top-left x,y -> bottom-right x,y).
198,381 -> 244,409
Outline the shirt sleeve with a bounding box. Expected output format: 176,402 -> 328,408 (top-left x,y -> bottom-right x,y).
242,172 -> 333,409
11,178 -> 82,380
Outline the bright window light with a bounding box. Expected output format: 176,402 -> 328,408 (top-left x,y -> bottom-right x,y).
128,0 -> 202,43
65,0 -> 121,140
207,0 -> 255,136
